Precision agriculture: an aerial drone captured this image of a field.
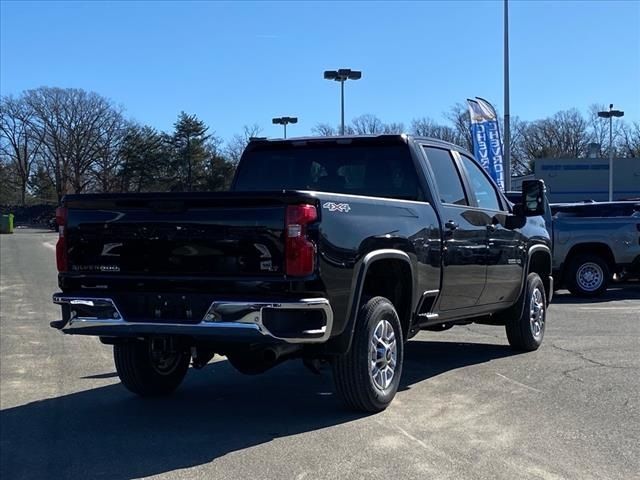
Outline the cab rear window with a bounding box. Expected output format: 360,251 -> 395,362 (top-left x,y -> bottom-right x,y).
233,143 -> 422,200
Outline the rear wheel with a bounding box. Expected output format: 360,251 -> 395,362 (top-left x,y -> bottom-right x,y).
332,297 -> 404,413
506,273 -> 547,351
114,340 -> 190,396
566,254 -> 610,297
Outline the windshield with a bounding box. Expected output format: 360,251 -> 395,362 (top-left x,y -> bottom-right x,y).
233,143 -> 421,200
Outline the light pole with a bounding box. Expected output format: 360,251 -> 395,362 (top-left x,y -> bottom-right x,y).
503,0 -> 511,191
323,68 -> 362,135
598,104 -> 624,201
272,116 -> 298,139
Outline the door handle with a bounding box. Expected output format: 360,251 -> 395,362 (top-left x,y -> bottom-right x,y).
445,220 -> 459,231
487,223 -> 497,232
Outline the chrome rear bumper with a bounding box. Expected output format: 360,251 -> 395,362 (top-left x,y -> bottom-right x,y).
52,295 -> 333,344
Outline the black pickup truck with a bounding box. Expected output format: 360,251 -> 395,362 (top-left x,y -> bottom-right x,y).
52,135 -> 552,412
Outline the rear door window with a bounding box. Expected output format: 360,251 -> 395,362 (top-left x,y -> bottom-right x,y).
422,147 -> 468,206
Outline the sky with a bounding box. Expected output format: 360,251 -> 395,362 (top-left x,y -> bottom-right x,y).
1,0 -> 639,142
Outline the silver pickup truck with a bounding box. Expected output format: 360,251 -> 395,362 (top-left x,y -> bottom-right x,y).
506,195 -> 640,297
550,202 -> 640,296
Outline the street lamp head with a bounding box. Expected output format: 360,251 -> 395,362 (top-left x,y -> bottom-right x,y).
325,69 -> 362,81
324,67 -> 362,136
273,116 -> 298,125
598,108 -> 624,119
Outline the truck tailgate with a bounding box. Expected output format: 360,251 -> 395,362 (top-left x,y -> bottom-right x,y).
63,193 -> 304,277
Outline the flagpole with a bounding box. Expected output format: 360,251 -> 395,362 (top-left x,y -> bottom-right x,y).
504,0 -> 511,191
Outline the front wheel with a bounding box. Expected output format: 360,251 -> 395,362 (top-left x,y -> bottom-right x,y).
114,340 -> 191,396
332,297 -> 404,413
506,273 -> 547,351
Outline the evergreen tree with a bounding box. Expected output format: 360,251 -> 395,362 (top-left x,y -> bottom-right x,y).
170,112 -> 210,191
118,125 -> 168,192
204,150 -> 236,191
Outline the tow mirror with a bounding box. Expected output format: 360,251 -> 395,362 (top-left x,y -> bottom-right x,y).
521,180 -> 545,217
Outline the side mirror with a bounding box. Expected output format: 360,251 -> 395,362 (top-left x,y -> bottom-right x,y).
521,180 -> 546,217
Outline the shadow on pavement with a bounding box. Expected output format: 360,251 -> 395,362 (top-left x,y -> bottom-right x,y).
0,340 -> 516,480
401,340 -> 515,389
81,372 -> 120,379
552,283 -> 640,304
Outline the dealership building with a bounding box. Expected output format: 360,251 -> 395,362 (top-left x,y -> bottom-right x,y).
512,157 -> 640,203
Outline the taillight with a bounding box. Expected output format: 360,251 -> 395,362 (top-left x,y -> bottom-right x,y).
285,204 -> 317,276
55,206 -> 68,272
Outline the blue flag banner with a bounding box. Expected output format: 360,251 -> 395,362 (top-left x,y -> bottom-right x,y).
467,98 -> 505,191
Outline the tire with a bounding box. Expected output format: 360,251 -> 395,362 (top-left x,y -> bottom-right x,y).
114,340 -> 190,396
332,296 -> 404,413
565,254 -> 610,297
505,273 -> 547,352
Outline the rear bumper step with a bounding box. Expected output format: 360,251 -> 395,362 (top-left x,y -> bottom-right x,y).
52,294 -> 333,344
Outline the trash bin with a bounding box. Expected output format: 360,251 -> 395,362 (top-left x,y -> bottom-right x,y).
0,213 -> 14,234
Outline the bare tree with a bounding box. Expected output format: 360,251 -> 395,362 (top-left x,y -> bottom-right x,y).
24,87 -> 125,200
522,109 -> 590,159
316,117 -> 402,135
507,116 -> 534,176
225,124 -> 262,164
619,121 -> 640,158
312,123 -> 337,137
0,96 -> 43,205
89,119 -> 128,192
383,122 -> 405,134
24,88 -> 69,201
351,114 -> 385,134
586,104 -> 611,157
410,117 -> 462,145
0,159 -> 21,204
445,103 -> 473,152
410,117 -> 438,136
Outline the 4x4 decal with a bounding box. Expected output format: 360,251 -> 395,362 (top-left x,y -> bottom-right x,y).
322,202 -> 351,213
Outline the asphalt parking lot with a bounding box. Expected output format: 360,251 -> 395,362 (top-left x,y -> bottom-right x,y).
1,229 -> 639,480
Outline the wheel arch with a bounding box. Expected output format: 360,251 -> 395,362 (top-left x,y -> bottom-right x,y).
563,242 -> 615,274
528,245 -> 553,302
491,244 -> 552,327
337,249 -> 416,353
